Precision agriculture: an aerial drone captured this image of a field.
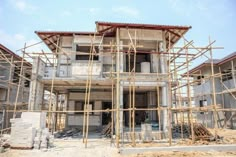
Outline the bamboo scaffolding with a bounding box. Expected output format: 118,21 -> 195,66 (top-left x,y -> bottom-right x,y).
5,24 -> 236,150
13,44 -> 26,118
209,36 -> 219,138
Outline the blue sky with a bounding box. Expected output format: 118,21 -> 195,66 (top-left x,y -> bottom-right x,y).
0,0 -> 235,63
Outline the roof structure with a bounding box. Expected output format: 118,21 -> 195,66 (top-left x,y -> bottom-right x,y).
0,44 -> 31,66
188,52 -> 236,74
35,21 -> 191,52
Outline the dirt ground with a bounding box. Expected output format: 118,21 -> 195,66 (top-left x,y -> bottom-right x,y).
1,139 -> 119,157
1,129 -> 236,157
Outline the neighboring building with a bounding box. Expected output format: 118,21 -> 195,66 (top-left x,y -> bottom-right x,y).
189,52 -> 236,129
0,44 -> 31,129
29,21 -> 191,134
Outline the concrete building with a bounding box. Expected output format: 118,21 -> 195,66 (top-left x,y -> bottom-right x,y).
29,21 -> 191,134
189,52 -> 236,129
0,44 -> 31,129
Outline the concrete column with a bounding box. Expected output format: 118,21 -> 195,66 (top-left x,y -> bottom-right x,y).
52,92 -> 58,132
99,45 -> 103,77
56,54 -> 61,77
65,92 -> 69,128
115,28 -> 124,137
150,42 -> 160,73
71,35 -> 76,62
147,92 -> 157,121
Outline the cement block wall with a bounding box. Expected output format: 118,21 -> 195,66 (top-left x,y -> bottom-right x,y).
66,92 -> 111,127
0,62 -> 30,104
28,57 -> 45,110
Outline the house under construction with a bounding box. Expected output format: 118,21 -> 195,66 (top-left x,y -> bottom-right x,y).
2,21 -> 234,148
189,52 -> 236,129
0,44 -> 31,129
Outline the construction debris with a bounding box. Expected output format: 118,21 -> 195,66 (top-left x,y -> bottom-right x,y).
172,123 -> 216,141
172,123 -> 191,139
101,122 -> 111,137
10,118 -> 36,148
34,128 -> 53,149
54,128 -> 81,139
193,123 -> 215,141
0,134 -> 10,153
141,123 -> 152,142
9,112 -> 53,149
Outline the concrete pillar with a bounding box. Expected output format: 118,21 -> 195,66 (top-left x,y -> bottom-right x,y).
56,54 -> 61,77
150,42 -> 160,73
147,92 -> 157,121
115,28 -> 124,137
159,37 -> 169,131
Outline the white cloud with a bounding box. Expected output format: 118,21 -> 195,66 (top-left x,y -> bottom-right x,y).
89,8 -> 100,15
15,0 -> 26,11
14,34 -> 25,41
168,0 -> 194,17
61,10 -> 72,17
9,0 -> 36,12
112,6 -> 139,18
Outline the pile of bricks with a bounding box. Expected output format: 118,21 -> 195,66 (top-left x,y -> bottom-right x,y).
10,118 -> 36,148
10,112 -> 53,149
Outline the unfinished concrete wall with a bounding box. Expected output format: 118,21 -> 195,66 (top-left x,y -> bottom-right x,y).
119,28 -> 162,41
71,62 -> 102,78
28,57 -> 45,110
66,92 -> 111,128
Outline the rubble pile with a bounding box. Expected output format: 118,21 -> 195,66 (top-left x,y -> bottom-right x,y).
101,122 -> 111,137
0,134 -> 10,153
34,128 -> 53,149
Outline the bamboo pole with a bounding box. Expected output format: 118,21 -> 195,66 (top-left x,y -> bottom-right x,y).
167,32 -> 172,146
111,44 -> 114,144
85,34 -> 97,148
184,40 -> 195,143
13,43 -> 26,118
219,67 -> 226,127
115,28 -> 121,148
48,38 -> 59,132
127,29 -> 137,147
209,36 -> 219,138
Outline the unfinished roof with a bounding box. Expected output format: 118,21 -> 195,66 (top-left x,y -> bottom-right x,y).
0,44 -> 31,66
217,51 -> 236,65
188,51 -> 236,74
36,21 -> 191,53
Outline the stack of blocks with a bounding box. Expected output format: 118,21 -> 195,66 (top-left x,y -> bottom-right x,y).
10,112 -> 52,149
10,118 -> 36,148
33,128 -> 50,149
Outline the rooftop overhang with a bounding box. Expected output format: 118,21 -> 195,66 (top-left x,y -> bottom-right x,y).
182,63 -> 214,77
0,44 -> 31,67
96,21 -> 192,48
35,21 -> 192,53
35,31 -> 98,53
